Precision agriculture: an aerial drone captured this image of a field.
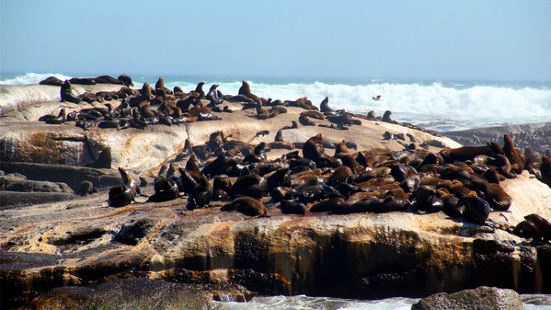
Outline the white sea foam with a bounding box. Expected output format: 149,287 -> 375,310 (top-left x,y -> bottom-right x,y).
210,295 -> 418,310
0,72 -> 71,86
210,294 -> 551,310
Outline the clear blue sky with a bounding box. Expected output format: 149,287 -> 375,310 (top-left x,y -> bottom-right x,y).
1,0 -> 550,81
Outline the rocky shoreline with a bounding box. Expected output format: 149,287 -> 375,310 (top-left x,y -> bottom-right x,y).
446,122 -> 551,155
1,76 -> 551,309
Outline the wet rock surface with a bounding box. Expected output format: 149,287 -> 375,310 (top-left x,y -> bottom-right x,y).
447,122 -> 551,155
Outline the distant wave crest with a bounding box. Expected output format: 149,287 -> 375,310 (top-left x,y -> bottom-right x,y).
0,72 -> 71,86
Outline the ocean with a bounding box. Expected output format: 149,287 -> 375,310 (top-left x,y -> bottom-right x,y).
1,72 -> 551,132
210,294 -> 551,309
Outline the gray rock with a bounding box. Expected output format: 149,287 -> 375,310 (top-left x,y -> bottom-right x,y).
113,219 -> 155,246
0,175 -> 73,193
412,286 -> 524,310
0,191 -> 78,208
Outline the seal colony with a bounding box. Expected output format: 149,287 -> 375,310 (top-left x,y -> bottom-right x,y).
2,75 -> 551,309
34,74 -> 551,240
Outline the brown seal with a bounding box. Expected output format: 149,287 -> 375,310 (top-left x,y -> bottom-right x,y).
60,80 -> 81,104
541,156 -> 551,187
238,80 -> 262,103
320,97 -> 334,113
39,76 -> 64,86
503,135 -> 525,174
221,196 -> 267,216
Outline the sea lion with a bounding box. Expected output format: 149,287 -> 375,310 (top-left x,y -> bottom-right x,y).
299,114 -> 315,126
155,77 -> 172,96
541,156 -> 551,187
117,74 -> 134,86
285,97 -> 317,110
255,103 -> 271,119
523,214 -> 551,241
79,92 -> 98,103
326,113 -> 353,127
202,154 -> 237,177
60,80 -> 81,104
206,84 -> 223,105
328,166 -> 353,185
148,176 -> 180,202
70,77 -> 96,85
39,108 -> 66,124
279,200 -> 306,214
301,110 -> 325,120
441,145 -> 493,162
335,140 -> 350,155
319,97 -> 334,113
503,135 -> 525,174
238,80 -> 262,103
94,75 -> 122,84
413,186 -> 444,213
309,197 -> 347,212
39,76 -> 64,86
382,110 -> 393,123
221,196 -> 267,216
108,167 -> 138,207
457,196 -> 491,225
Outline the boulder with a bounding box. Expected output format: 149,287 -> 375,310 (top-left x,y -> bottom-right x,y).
412,286 -> 524,310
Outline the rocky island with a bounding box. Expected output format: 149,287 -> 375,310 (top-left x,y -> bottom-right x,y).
1,75 -> 551,309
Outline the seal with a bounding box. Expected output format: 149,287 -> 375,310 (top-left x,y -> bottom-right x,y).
39,76 -> 64,86
206,84 -> 223,105
221,196 -> 268,216
108,167 -> 138,207
309,197 -> 347,212
382,110 -> 393,123
279,200 -> 306,214
39,108 -> 66,124
319,97 -> 334,113
457,196 -> 491,224
117,74 -> 134,86
503,135 -> 525,174
541,155 -> 551,187
299,114 -> 315,126
94,75 -> 122,84
60,80 -> 81,104
148,176 -> 180,202
70,77 -> 96,85
238,80 -> 262,103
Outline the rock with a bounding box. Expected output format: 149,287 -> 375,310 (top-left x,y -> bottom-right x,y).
473,239 -> 514,254
0,191 -> 78,208
113,219 -> 155,246
0,175 -> 73,193
412,286 -> 524,310
0,162 -> 118,191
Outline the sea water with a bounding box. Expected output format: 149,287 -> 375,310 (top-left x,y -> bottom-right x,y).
208,294 -> 551,310
1,72 -> 550,132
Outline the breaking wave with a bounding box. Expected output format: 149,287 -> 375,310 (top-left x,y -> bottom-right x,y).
2,73 -> 550,131
0,72 -> 71,86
